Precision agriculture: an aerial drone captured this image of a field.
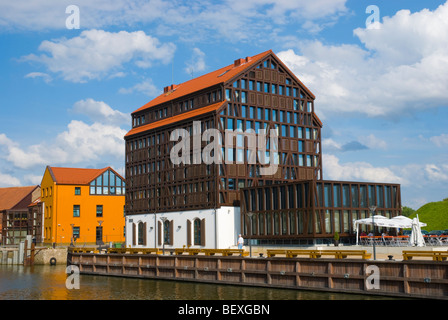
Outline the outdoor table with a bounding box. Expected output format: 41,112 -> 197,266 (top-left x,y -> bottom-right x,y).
360,235 -> 409,246
425,235 -> 442,246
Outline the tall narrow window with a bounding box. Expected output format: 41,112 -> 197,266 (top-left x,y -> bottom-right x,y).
138,222 -> 144,245
73,205 -> 80,217
163,220 -> 170,244
72,227 -> 80,240
96,205 -> 103,217
75,187 -> 81,195
194,218 -> 202,245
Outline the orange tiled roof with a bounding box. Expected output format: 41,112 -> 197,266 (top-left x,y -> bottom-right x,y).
0,186 -> 38,211
48,167 -> 122,185
125,100 -> 226,138
133,50 -> 273,114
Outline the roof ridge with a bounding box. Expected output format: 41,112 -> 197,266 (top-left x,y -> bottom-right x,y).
132,49 -> 273,114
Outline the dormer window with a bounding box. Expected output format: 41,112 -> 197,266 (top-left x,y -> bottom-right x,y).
90,169 -> 126,195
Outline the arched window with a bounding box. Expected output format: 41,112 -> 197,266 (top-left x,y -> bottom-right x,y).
163,220 -> 170,244
194,218 -> 205,246
137,222 -> 146,245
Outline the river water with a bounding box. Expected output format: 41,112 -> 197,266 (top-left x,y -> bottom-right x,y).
0,264 -> 392,300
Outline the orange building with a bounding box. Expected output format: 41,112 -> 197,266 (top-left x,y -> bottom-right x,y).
41,166 -> 125,246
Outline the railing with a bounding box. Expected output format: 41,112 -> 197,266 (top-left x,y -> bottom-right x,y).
359,235 -> 448,246
68,247 -> 248,256
267,249 -> 371,259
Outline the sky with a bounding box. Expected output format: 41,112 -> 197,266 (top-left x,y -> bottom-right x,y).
0,0 -> 447,210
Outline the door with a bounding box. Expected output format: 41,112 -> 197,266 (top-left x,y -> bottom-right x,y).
96,226 -> 103,245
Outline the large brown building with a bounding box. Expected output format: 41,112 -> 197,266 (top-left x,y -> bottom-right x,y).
124,50 -> 401,248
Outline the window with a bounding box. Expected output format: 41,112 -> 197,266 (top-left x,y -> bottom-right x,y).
194,218 -> 202,245
138,222 -> 145,245
241,105 -> 247,117
226,89 -> 231,101
72,226 -> 80,240
75,187 -> 81,195
163,220 -> 171,244
279,85 -> 284,95
73,205 -> 80,217
241,91 -> 247,103
90,169 -> 125,195
342,185 -> 350,207
264,83 -> 270,93
249,80 -> 255,90
96,205 -> 103,217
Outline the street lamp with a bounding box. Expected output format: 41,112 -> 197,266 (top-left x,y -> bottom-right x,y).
246,212 -> 254,258
369,206 -> 377,260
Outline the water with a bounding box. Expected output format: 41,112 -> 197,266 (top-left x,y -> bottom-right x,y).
0,264 -> 392,300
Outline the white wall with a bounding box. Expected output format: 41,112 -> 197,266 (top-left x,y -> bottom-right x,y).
125,206 -> 241,249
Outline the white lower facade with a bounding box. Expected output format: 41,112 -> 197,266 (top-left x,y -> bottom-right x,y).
125,206 -> 241,250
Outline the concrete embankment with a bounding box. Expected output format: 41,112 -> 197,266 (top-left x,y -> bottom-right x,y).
0,247 -> 67,265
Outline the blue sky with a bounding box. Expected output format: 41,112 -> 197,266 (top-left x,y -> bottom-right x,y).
0,0 -> 447,209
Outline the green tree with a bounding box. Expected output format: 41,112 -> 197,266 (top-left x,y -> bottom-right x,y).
402,206 -> 415,217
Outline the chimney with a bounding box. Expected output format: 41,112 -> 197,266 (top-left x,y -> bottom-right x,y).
234,58 -> 245,67
164,84 -> 178,93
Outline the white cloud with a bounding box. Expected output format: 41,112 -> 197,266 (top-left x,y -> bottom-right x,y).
322,154 -> 405,184
0,172 -> 22,187
425,164 -> 448,182
0,0 -> 349,40
277,2 -> 448,118
0,134 -> 47,169
24,72 -> 52,83
53,120 -> 126,164
119,79 -> 160,97
0,99 -> 128,170
22,29 -> 176,82
70,99 -> 129,125
185,48 -> 207,75
430,133 -> 448,147
358,134 -> 387,150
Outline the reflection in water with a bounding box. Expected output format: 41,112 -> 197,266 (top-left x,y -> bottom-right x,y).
0,265 -> 390,300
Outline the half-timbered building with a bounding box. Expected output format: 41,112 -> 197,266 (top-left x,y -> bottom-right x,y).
124,50 -> 401,248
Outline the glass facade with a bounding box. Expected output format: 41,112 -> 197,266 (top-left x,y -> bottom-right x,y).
241,180 -> 401,240
90,169 -> 126,195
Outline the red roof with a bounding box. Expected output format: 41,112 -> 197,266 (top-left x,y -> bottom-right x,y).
126,49 -> 317,138
133,50 -> 273,114
0,186 -> 39,211
48,167 -> 123,185
125,101 -> 225,137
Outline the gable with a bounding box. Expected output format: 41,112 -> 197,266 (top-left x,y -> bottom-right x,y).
48,166 -> 124,186
224,51 -> 315,100
0,186 -> 39,211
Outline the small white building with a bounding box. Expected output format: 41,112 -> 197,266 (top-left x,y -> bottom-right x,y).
125,207 -> 240,249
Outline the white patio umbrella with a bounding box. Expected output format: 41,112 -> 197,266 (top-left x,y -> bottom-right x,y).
409,215 -> 425,247
354,215 -> 389,245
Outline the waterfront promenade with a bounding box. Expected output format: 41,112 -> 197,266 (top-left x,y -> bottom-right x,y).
1,244 -> 447,265
67,245 -> 448,300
